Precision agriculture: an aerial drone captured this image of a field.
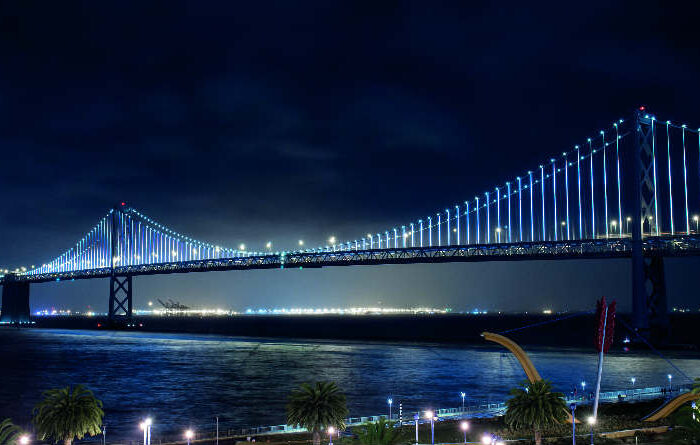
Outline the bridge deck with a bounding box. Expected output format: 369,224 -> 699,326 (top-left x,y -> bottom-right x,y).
5,235 -> 700,284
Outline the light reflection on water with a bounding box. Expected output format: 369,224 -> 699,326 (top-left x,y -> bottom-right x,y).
0,328 -> 697,440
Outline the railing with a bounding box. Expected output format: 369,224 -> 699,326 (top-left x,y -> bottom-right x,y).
120,384 -> 690,445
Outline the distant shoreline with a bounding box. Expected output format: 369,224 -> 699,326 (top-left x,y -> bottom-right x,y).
17,312 -> 700,349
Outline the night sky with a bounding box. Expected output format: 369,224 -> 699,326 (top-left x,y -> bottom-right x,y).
2,1 -> 700,313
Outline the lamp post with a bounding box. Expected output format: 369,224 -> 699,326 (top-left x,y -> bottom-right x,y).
387,398 -> 393,420
561,221 -> 566,240
460,421 -> 469,444
587,416 -> 595,445
626,217 -> 632,234
185,430 -> 194,445
216,417 -> 219,445
327,426 -> 335,445
668,374 -> 673,392
425,411 -> 435,445
19,435 -> 29,445
694,215 -> 699,233
570,403 -> 576,445
460,392 -> 466,412
140,418 -> 152,445
611,220 -> 617,237
102,425 -> 106,445
414,414 -> 419,445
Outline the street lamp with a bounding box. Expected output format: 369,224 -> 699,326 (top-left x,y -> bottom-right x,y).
626,216 -> 632,234
414,414 -> 419,445
140,418 -> 152,445
581,381 -> 586,396
561,221 -> 566,239
425,411 -> 435,445
611,220 -> 617,237
668,374 -> 673,391
587,416 -> 595,445
460,392 -> 466,412
19,435 -> 29,445
327,426 -> 335,445
694,215 -> 699,233
460,421 -> 469,444
570,403 -> 576,445
185,430 -> 194,445
481,434 -> 492,445
387,398 -> 393,420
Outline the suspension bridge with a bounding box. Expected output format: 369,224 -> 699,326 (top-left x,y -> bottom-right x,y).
2,108 -> 700,337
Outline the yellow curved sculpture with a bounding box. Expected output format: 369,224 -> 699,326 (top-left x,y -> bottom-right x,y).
643,391 -> 700,422
481,332 -> 542,382
481,331 -> 578,424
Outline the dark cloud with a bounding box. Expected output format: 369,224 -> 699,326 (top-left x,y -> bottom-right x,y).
2,0 -> 700,312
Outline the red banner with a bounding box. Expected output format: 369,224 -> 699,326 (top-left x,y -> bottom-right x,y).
595,297 -> 616,353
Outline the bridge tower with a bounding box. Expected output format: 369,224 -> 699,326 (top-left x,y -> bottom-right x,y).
108,204 -> 133,321
631,110 -> 669,340
0,274 -> 30,325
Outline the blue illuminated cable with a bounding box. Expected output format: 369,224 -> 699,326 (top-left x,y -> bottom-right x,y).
540,165 -> 545,241
615,124 -> 622,237
682,126 -> 689,234
529,172 -> 534,241
410,223 -> 415,247
475,197 -> 480,244
552,159 -> 557,241
601,130 -> 609,238
465,202 -> 470,245
589,139 -> 595,238
378,232 -> 382,249
419,221 -> 423,247
666,121 -> 675,235
564,153 -> 570,239
576,146 -> 582,239
386,230 -> 390,248
402,226 -> 406,248
496,187 -> 501,242
517,177 -> 523,241
506,182 -> 512,242
446,209 -> 450,245
393,227 -> 398,248
428,217 -> 432,246
437,214 -> 442,246
455,206 -> 460,244
651,118 -> 659,235
485,192 -> 490,243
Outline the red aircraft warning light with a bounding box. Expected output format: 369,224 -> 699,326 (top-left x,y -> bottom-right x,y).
639,106 -> 645,111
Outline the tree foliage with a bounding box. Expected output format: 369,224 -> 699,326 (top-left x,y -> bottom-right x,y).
505,380 -> 567,445
0,419 -> 22,445
32,385 -> 104,445
354,418 -> 405,445
287,381 -> 348,445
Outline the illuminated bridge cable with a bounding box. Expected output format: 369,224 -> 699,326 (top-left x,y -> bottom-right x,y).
476,197 -> 480,244
517,177 -> 523,242
615,123 -> 623,237
446,209 -> 450,245
682,126 -> 689,234
666,122 -> 675,235
577,146 -> 582,239
485,192 -> 491,243
652,118 -> 660,235
496,187 -> 501,242
552,159 -> 557,241
529,171 -> 534,241
465,202 -> 470,244
565,153 -> 570,240
540,165 -> 545,241
602,131 -> 609,238
589,139 -> 595,238
507,182 -> 512,242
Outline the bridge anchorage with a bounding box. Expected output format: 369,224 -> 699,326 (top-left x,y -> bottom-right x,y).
2,108 -> 699,341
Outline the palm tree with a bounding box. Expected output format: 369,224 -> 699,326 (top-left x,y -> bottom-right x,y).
505,380 -> 566,445
287,381 -> 348,445
33,385 -> 104,445
355,418 -> 405,445
0,419 -> 22,445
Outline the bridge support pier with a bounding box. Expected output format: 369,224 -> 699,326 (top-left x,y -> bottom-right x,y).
1,275 -> 30,325
108,275 -> 132,321
631,110 -> 669,341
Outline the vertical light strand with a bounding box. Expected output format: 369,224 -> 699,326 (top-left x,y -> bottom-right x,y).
615,123 -> 622,237
666,121 -> 675,235
529,171 -> 534,241
496,187 -> 501,242
577,146 -> 582,239
455,206 -> 460,245
589,138 -> 596,238
564,153 -> 570,239
517,177 -> 523,242
419,220 -> 423,247
601,130 -> 609,238
506,182 -> 512,243
446,209 -> 450,245
682,125 -> 689,234
428,217 -> 432,246
540,165 -> 545,241
437,214 -> 441,246
552,159 -> 557,241
651,118 -> 659,235
475,197 -> 480,244
465,202 -> 470,245
410,223 -> 415,247
485,192 -> 491,243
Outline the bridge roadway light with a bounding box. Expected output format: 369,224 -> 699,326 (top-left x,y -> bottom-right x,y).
185,430 -> 194,445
